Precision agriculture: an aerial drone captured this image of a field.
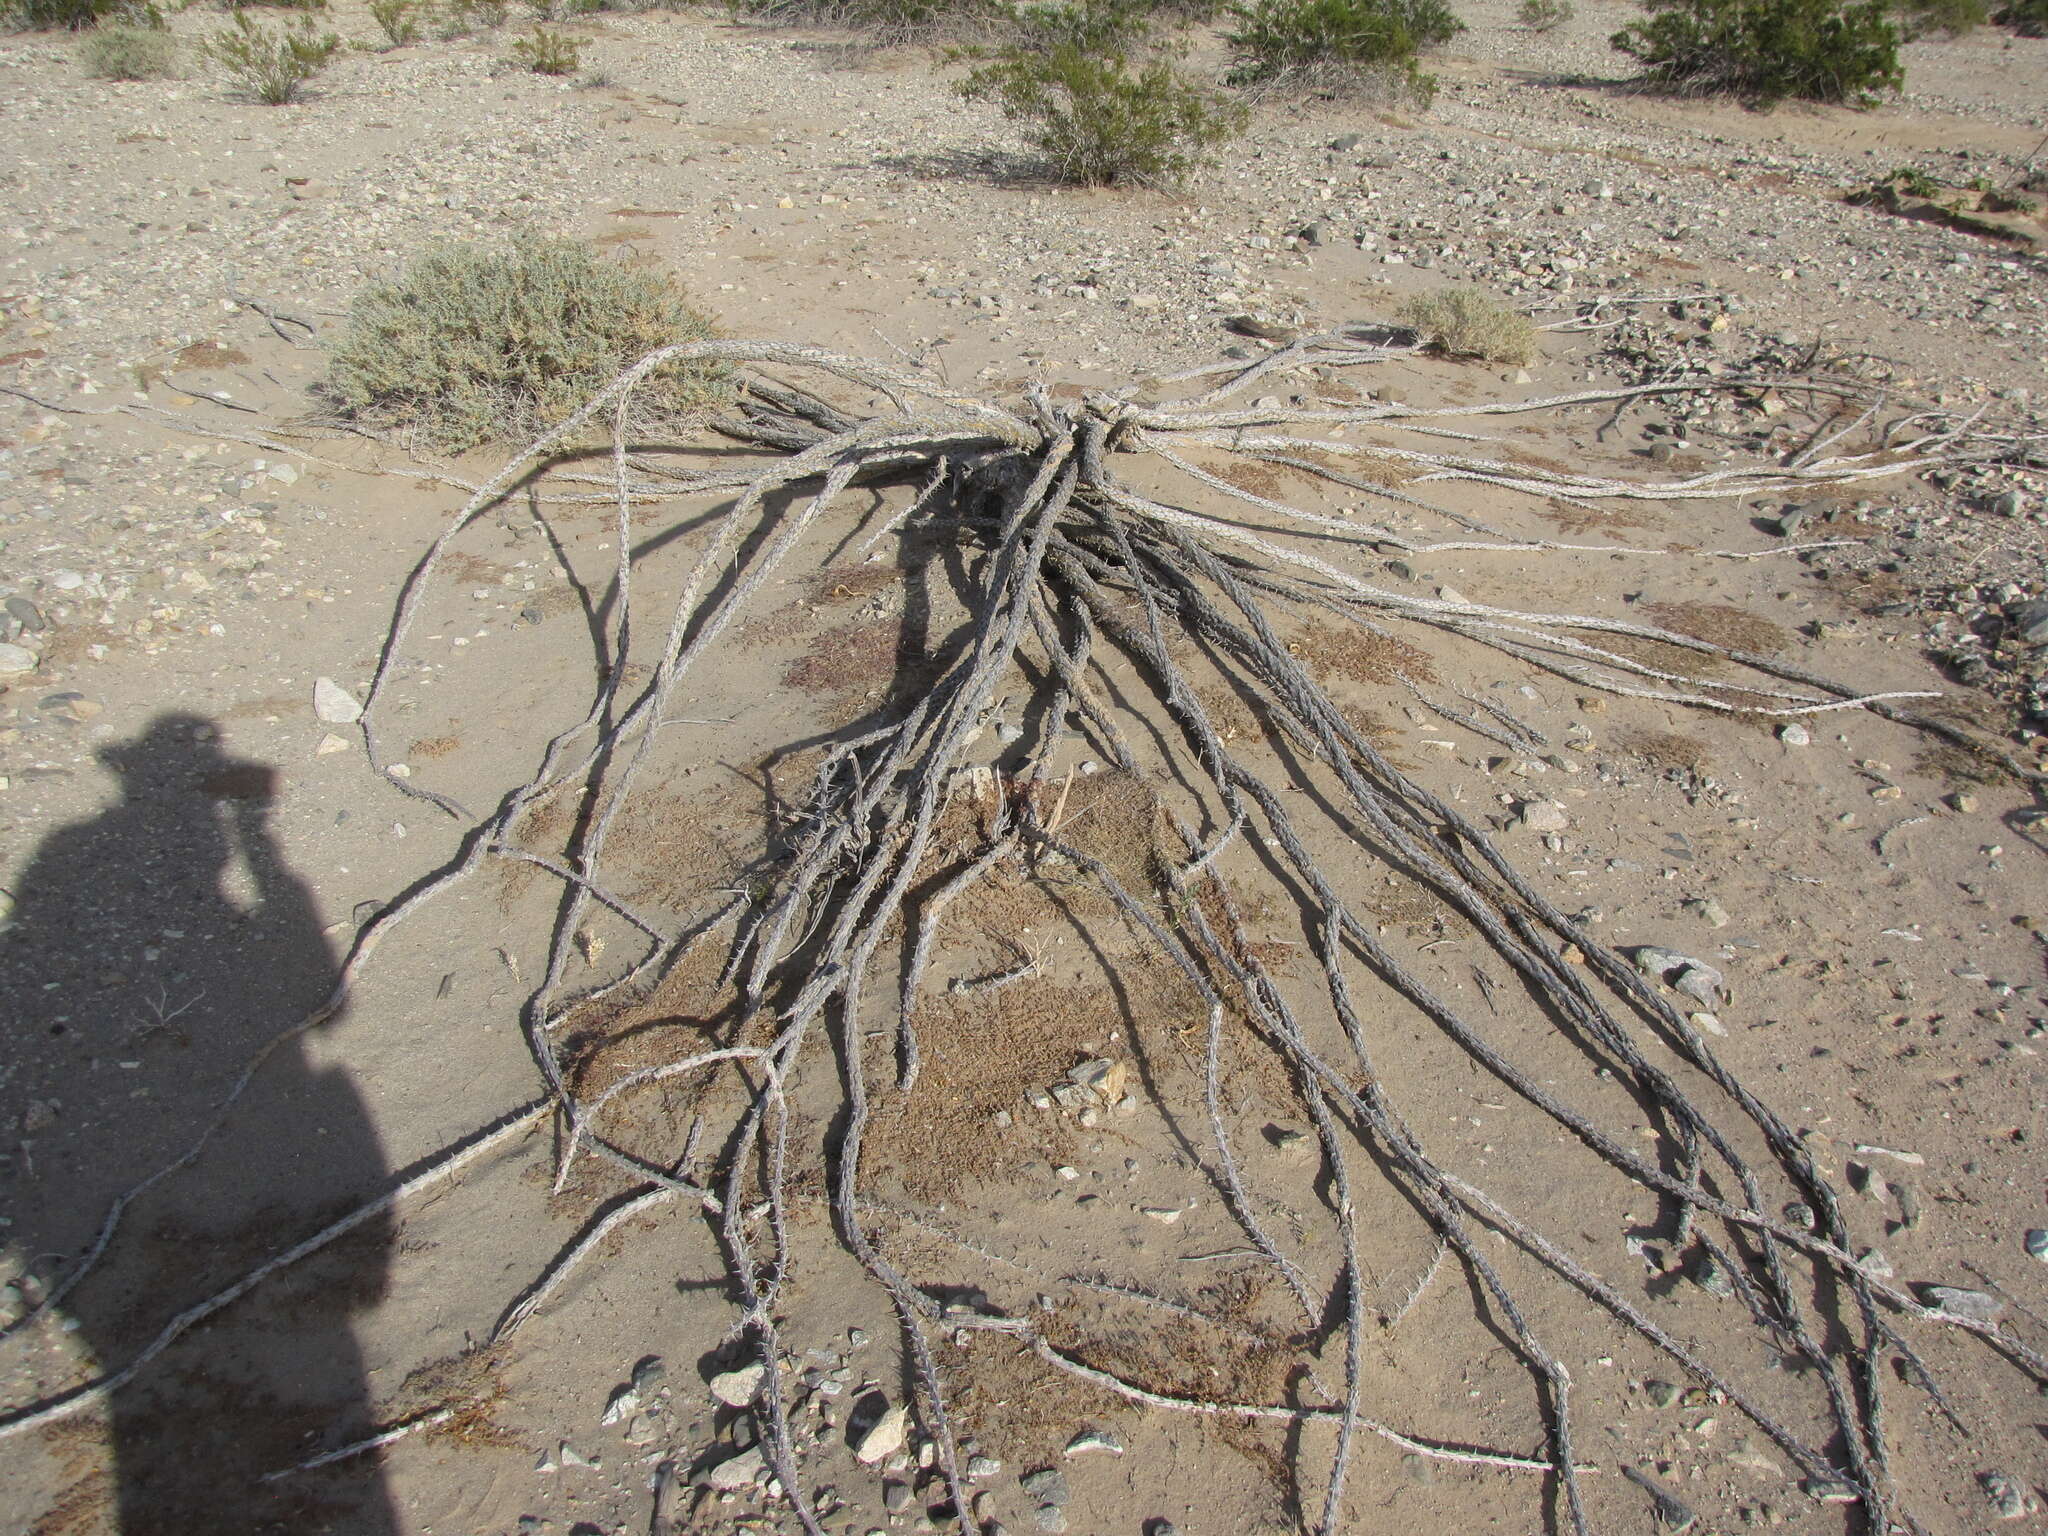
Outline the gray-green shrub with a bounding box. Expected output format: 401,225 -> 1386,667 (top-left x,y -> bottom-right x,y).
958,2 -> 1245,186
321,235 -> 728,452
80,17 -> 181,73
205,9 -> 339,100
368,0 -> 423,42
1398,288 -> 1537,365
509,20 -> 579,67
1610,0 -> 1901,103
1225,0 -> 1463,101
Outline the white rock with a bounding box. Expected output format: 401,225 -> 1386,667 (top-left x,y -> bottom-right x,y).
0,642 -> 37,676
702,1446 -> 766,1490
856,1404 -> 910,1465
1517,800 -> 1569,832
1064,1429 -> 1124,1457
1778,722 -> 1811,747
314,676 -> 363,724
709,1363 -> 765,1407
316,733 -> 352,755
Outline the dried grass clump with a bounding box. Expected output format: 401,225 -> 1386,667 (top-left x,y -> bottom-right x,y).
79,17 -> 181,75
1397,287 -> 1537,365
321,235 -> 727,453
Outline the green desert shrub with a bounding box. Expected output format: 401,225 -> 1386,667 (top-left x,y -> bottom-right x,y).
80,16 -> 182,73
1516,0 -> 1571,26
1611,0 -> 1900,103
368,0 -> 422,42
1225,0 -> 1463,101
436,0 -> 508,35
2,0 -> 123,29
509,20 -> 579,66
205,9 -> 338,100
731,0 -> 1001,42
1398,288 -> 1537,365
958,3 -> 1245,187
321,235 -> 728,453
1889,0 -> 1983,32
1993,0 -> 2044,30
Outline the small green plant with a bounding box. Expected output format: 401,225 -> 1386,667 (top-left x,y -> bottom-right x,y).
1398,288 -> 1537,366
731,0 -> 1002,44
958,3 -> 1245,187
1885,164 -> 1940,196
1516,0 -> 1571,26
1611,0 -> 1901,104
521,0 -> 593,17
368,0 -> 422,41
1888,0 -> 1983,32
510,21 -> 579,67
1993,0 -> 2045,30
321,234 -> 728,452
80,16 -> 182,72
436,0 -> 508,34
2,0 -> 123,29
205,9 -> 338,100
1224,0 -> 1463,101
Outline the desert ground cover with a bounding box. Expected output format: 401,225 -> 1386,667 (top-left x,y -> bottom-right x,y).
1,2 -> 2047,1534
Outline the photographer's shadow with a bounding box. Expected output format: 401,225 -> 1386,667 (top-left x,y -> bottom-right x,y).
1,713 -> 396,1534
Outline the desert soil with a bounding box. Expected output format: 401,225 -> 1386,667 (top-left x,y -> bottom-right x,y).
2,5 -> 2048,1536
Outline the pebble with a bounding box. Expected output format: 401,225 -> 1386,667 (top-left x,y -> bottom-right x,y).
316,732 -> 352,755
1777,722 -> 1810,746
709,1362 -> 765,1407
1020,1468 -> 1068,1503
1918,1285 -> 2002,1324
1685,897 -> 1730,929
1031,1507 -> 1068,1534
855,1403 -> 910,1464
2025,1230 -> 2048,1263
701,1446 -> 765,1490
1644,1379 -> 1680,1408
1063,1429 -> 1123,1457
314,675 -> 364,724
1981,1469 -> 2029,1520
967,1454 -> 1002,1480
0,642 -> 38,676
1517,799 -> 1569,832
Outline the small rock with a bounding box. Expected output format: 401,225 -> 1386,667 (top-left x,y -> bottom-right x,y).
1673,964 -> 1726,1010
701,1446 -> 764,1490
1777,722 -> 1810,747
1019,1468 -> 1068,1503
1329,133 -> 1365,151
1517,799 -> 1569,832
1063,1429 -> 1123,1457
856,1404 -> 910,1465
600,1383 -> 641,1426
2025,1230 -> 2048,1263
316,732 -> 352,755
1685,897 -> 1730,929
1688,1012 -> 1726,1037
1140,1207 -> 1183,1224
4,595 -> 44,632
1031,1507 -> 1068,1535
1774,507 -> 1809,538
1688,1248 -> 1735,1298
558,1441 -> 597,1470
1981,1469 -> 2029,1520
1645,1379 -> 1680,1409
0,642 -> 38,676
314,676 -> 363,725
1918,1285 -> 2002,1325
709,1362 -> 765,1407
622,1411 -> 660,1445
1856,1248 -> 1894,1278
883,1481 -> 912,1513
2008,597 -> 2048,647
967,1454 -> 1002,1480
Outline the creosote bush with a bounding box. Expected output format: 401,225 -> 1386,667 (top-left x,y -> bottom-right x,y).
436,0 -> 508,35
2,0 -> 121,28
1225,0 -> 1463,102
1611,0 -> 1901,103
205,9 -> 338,100
1889,0 -> 1983,32
731,0 -> 1002,44
957,2 -> 1246,187
1398,287 -> 1537,365
80,16 -> 181,73
509,20 -> 580,67
321,235 -> 728,453
1516,0 -> 1571,27
368,0 -> 422,43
